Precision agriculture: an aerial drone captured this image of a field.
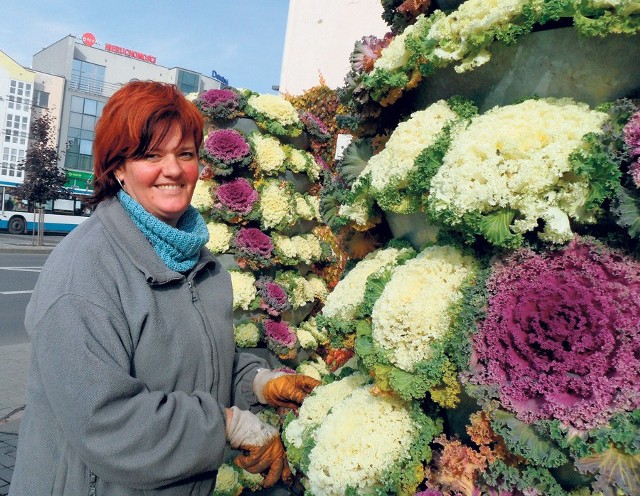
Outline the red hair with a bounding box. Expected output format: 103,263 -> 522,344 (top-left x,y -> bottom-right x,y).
90,81 -> 204,205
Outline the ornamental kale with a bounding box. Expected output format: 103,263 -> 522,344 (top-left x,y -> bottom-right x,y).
256,277 -> 291,317
263,318 -> 298,357
194,88 -> 246,120
200,129 -> 252,175
299,111 -> 331,142
232,227 -> 274,268
211,177 -> 259,223
470,238 -> 640,431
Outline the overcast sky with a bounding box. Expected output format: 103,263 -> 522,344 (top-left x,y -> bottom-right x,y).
0,0 -> 290,94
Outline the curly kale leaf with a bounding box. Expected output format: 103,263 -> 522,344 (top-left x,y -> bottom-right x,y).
575,447 -> 640,496
315,314 -> 357,349
480,459 -> 570,496
571,132 -> 622,211
357,266 -> 395,318
478,209 -> 523,248
490,409 -> 569,468
613,185 -> 640,239
574,8 -> 640,38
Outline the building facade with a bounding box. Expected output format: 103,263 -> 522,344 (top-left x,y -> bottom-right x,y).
1,50 -> 65,189
279,0 -> 389,96
27,33 -> 222,193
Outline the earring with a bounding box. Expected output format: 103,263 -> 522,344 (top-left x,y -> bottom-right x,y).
116,177 -> 125,189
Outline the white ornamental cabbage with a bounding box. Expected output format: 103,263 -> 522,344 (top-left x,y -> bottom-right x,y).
372,245 -> 476,371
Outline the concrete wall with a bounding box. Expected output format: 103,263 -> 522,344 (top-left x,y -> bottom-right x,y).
279,0 -> 390,95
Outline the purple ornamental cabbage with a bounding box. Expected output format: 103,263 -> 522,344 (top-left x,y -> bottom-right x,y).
299,111 -> 331,141
623,110 -> 640,187
350,34 -> 393,74
232,227 -> 274,260
214,177 -> 259,215
202,129 -> 252,171
194,88 -> 244,119
263,318 -> 297,354
256,277 -> 291,316
471,238 -> 640,430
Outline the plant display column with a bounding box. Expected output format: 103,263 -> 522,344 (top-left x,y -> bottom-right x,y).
285,0 -> 640,494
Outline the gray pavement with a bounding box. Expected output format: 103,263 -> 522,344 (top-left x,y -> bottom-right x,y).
0,233 -> 57,494
0,342 -> 30,494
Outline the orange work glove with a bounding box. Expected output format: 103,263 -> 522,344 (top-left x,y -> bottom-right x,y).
233,435 -> 292,488
254,370 -> 321,409
225,406 -> 291,488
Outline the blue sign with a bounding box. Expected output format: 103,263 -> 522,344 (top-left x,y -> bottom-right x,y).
211,70 -> 228,86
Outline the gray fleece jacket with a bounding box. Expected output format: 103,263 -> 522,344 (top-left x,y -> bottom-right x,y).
9,198 -> 268,495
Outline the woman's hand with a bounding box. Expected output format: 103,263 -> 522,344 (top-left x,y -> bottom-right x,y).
225,407 -> 291,487
254,370 -> 321,409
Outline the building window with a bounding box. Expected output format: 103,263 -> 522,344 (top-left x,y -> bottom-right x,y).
70,59 -> 106,95
0,146 -> 24,179
33,90 -> 50,108
65,96 -> 105,172
176,70 -> 200,94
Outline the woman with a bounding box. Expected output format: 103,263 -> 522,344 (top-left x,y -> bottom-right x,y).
10,81 -> 319,495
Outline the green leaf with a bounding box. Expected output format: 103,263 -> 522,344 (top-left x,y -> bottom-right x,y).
357,266 -> 394,318
613,186 -> 640,239
490,409 -> 568,468
478,209 -> 521,247
575,446 -> 640,496
338,139 -> 374,186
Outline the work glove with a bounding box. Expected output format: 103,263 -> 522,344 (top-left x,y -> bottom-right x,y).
254,369 -> 321,409
225,406 -> 292,488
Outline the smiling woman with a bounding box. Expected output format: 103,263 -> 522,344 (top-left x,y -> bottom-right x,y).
10,81 -> 320,495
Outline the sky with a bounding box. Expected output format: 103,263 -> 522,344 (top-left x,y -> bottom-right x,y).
0,0 -> 290,94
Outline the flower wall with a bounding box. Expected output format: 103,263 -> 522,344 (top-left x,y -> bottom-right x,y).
190,87 -> 346,368
199,1 -> 640,494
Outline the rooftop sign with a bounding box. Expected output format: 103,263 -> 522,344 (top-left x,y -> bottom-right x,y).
105,43 -> 157,64
77,31 -> 157,64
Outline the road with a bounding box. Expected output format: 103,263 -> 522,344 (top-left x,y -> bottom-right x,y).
0,233 -> 63,345
0,252 -> 48,345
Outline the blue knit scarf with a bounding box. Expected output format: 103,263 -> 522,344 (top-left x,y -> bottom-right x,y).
118,190 -> 209,272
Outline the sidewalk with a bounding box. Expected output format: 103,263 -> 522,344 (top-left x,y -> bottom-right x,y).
0,234 -> 61,493
0,239 -> 55,254
0,342 -> 30,495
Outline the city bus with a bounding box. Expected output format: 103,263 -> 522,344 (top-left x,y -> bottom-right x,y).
0,185 -> 91,235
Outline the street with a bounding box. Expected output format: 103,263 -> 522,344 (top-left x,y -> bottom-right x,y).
0,252 -> 47,345
0,232 -> 63,345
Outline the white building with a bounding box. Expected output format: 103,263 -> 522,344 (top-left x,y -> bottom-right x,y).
279,0 -> 389,95
0,50 -> 64,189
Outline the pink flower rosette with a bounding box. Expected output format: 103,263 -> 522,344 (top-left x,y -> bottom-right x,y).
211,177 -> 259,224
194,88 -> 246,120
200,129 -> 252,176
231,227 -> 274,270
256,277 -> 291,317
262,318 -> 298,359
299,111 -> 331,142
468,238 -> 640,431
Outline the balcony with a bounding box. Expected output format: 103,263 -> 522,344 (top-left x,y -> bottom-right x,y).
68,75 -> 121,98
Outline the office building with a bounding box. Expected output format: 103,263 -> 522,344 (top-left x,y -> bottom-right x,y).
3,33 -> 222,193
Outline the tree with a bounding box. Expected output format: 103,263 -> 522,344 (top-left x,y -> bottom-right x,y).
14,110 -> 67,244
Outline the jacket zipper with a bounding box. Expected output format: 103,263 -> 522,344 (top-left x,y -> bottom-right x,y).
89,470 -> 97,496
187,280 -> 197,302
186,275 -> 217,391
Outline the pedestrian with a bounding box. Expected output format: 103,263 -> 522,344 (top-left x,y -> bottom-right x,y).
9,81 -> 320,495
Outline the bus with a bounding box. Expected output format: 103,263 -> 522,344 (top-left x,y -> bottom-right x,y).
0,185 -> 91,235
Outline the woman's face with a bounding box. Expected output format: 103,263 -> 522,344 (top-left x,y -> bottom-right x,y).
116,123 -> 199,227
